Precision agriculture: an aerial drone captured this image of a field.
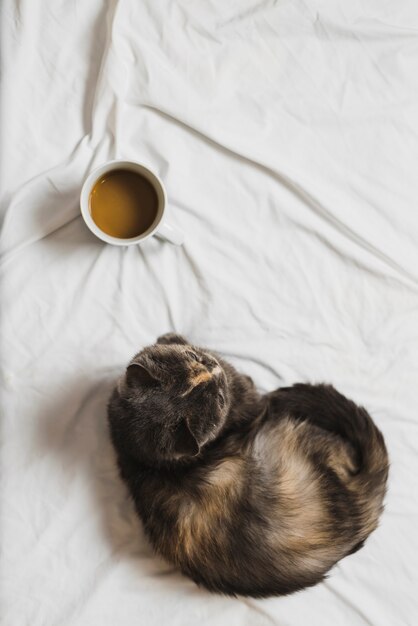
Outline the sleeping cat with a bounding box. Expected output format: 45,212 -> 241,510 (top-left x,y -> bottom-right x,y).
108,333 -> 388,597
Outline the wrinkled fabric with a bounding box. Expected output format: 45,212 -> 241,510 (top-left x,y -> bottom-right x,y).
1,1 -> 418,624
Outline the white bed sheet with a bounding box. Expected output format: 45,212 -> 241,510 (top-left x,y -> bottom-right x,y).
1,1 -> 418,624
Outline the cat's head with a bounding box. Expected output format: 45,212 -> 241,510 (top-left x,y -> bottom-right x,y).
114,343 -> 231,465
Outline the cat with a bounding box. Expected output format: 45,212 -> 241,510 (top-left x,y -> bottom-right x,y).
107,333 -> 389,597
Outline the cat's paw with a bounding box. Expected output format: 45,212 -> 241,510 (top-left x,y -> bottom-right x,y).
157,333 -> 189,346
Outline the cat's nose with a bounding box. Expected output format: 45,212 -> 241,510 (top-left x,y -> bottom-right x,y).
201,355 -> 218,371
205,360 -> 222,378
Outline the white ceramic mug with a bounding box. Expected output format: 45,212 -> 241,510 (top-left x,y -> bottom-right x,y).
80,160 -> 184,246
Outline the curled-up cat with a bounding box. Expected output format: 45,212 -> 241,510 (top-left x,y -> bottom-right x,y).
108,333 -> 389,597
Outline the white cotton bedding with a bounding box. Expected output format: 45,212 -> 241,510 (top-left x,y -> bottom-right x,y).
1,1 -> 418,624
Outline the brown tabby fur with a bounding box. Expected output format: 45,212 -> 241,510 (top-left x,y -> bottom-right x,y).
108,333 -> 389,597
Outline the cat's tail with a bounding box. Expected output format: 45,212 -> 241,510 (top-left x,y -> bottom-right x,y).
268,383 -> 389,537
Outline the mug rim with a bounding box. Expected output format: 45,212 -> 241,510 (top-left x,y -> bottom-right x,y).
80,159 -> 167,246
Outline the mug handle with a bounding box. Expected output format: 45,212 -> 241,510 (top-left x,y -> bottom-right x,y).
157,221 -> 185,246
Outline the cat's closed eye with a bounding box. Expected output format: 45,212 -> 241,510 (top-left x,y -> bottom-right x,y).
188,351 -> 202,363
218,392 -> 225,407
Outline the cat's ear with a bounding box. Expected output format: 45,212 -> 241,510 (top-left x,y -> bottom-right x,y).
173,419 -> 200,457
126,363 -> 159,387
157,333 -> 189,346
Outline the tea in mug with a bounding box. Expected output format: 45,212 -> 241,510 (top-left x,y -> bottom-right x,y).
89,169 -> 158,239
